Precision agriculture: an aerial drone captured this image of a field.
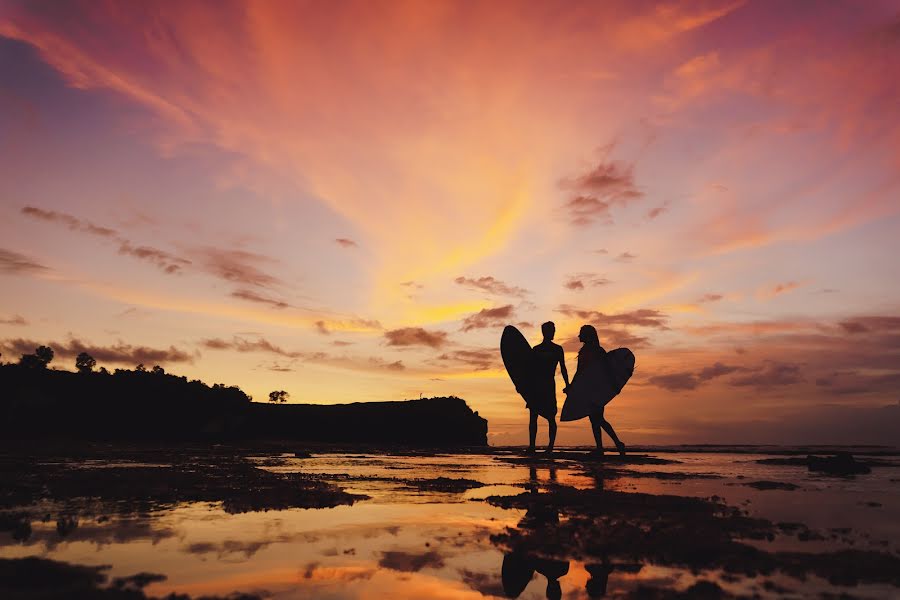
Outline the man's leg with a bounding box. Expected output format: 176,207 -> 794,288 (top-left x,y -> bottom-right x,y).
547,417 -> 557,452
528,409 -> 538,453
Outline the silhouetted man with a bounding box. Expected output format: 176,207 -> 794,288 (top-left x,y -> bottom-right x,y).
528,321 -> 569,454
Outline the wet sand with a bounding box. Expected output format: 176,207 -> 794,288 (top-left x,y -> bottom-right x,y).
1,445 -> 898,599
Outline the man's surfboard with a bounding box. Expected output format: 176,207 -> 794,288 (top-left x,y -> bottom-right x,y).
501,325 -> 539,406
560,348 -> 635,422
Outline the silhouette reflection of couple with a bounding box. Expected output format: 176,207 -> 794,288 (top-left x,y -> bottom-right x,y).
502,556 -> 617,599
527,322 -> 625,456
500,465 -> 626,599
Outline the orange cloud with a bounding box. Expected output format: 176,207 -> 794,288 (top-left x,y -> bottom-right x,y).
613,1 -> 747,49
384,327 -> 448,349
460,305 -> 516,332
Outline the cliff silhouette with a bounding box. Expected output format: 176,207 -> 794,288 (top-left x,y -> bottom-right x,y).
0,363 -> 488,446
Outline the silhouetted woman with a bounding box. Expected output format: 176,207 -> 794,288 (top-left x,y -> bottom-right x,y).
566,324 -> 626,455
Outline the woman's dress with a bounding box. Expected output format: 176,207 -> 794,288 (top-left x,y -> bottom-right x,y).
560,347 -> 628,422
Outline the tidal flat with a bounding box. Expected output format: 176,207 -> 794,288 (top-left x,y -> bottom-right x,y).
1,445 -> 898,599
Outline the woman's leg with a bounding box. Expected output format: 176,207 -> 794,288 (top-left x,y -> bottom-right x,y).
588,411 -> 603,450
598,409 -> 626,455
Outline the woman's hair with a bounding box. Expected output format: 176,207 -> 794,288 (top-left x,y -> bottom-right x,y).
578,324 -> 603,356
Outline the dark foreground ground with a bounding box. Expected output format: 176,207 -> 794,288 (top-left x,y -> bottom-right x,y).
1,443 -> 898,599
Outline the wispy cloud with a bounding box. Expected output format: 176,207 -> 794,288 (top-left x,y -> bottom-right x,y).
730,361 -> 804,388
308,353 -> 406,373
556,305 -> 669,328
191,247 -> 281,288
202,336 -> 404,372
460,305 -> 515,332
117,240 -> 190,274
0,315 -> 28,326
22,206 -> 190,274
648,372 -> 701,391
384,327 -> 448,348
698,362 -> 744,380
758,280 -> 804,299
230,289 -> 290,309
698,293 -> 724,303
560,155 -> 643,226
366,357 -> 405,371
612,1 -> 746,49
562,195 -> 615,226
0,248 -> 49,276
683,319 -> 819,337
22,207 -> 300,287
200,336 -> 302,358
648,362 -> 755,392
335,238 -> 358,248
646,203 -> 669,220
838,316 -> 900,334
0,337 -> 195,365
22,206 -> 117,237
454,276 -> 528,298
434,348 -> 497,372
564,273 -> 611,291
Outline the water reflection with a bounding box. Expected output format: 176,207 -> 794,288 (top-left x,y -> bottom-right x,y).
502,552 -> 569,599
1,449 -> 898,599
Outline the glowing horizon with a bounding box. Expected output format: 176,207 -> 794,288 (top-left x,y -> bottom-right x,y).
1,0 -> 898,445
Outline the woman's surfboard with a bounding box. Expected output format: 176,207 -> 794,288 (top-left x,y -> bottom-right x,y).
560,348 -> 635,422
501,325 -> 539,407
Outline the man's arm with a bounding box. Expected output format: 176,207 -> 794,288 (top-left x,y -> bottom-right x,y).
558,346 -> 570,388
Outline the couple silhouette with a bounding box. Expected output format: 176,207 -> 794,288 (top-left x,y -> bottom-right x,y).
526,321 -> 626,456
502,551 -> 625,599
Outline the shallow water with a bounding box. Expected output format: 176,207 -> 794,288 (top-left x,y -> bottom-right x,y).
2,447 -> 899,598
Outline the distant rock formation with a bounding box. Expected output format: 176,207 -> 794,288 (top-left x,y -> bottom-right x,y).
245,396 -> 488,446
0,364 -> 488,446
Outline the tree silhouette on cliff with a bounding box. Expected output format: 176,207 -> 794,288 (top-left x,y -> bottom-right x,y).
75,352 -> 96,373
18,345 -> 54,369
269,390 -> 289,403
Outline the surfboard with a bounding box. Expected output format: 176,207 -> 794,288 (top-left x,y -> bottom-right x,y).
501,325 -> 539,407
560,348 -> 635,422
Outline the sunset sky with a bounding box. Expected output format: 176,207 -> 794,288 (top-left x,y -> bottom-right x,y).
1,0 -> 898,445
